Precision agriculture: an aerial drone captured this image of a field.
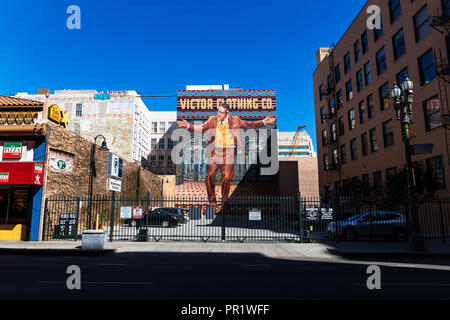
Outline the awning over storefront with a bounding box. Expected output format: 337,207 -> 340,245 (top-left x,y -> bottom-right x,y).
0,161 -> 45,186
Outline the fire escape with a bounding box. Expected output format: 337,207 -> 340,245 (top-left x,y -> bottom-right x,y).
431,4 -> 450,164
324,45 -> 341,198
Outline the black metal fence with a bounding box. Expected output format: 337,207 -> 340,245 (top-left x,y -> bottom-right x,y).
299,197 -> 450,244
42,194 -> 450,245
42,193 -> 301,243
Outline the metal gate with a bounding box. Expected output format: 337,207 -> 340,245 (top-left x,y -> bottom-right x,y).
42,193 -> 303,243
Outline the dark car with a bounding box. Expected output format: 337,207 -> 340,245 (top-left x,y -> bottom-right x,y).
146,208 -> 180,227
159,207 -> 188,223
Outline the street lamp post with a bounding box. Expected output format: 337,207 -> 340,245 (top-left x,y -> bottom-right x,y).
390,76 -> 425,251
87,135 -> 109,229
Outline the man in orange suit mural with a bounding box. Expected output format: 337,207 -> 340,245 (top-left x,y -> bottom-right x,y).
177,103 -> 276,203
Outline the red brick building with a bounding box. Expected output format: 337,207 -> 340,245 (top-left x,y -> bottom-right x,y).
313,0 -> 449,198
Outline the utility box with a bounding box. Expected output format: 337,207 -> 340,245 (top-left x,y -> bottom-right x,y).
81,230 -> 108,250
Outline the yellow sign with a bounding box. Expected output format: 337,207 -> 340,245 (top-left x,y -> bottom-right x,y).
48,105 -> 62,123
60,111 -> 69,128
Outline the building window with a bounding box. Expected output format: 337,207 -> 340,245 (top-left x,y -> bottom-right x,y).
348,108 -> 356,130
75,103 -> 82,117
370,128 -> 378,152
158,138 -> 165,150
367,94 -> 375,118
379,82 -> 390,111
364,62 -> 372,85
331,122 -> 337,142
361,133 -> 369,156
396,67 -> 409,85
340,144 -> 347,164
386,167 -> 397,179
151,138 -> 157,150
335,64 -> 341,83
359,100 -> 366,124
327,74 -> 334,91
329,98 -> 336,115
350,138 -> 358,160
374,15 -> 384,41
158,155 -> 165,167
418,49 -> 437,85
332,149 -> 339,167
414,5 -> 430,42
362,31 -> 369,54
337,90 -> 343,108
152,122 -> 157,133
383,120 -> 394,147
426,156 -> 446,189
338,117 -> 345,136
323,154 -> 329,171
356,69 -> 364,92
168,138 -> 174,150
320,106 -> 326,123
159,122 -> 165,133
423,96 -> 442,131
319,84 -> 325,101
376,47 -> 387,74
389,0 -> 402,23
322,130 -> 328,147
346,80 -> 353,101
392,29 -> 406,60
344,52 -> 351,74
354,41 -> 361,63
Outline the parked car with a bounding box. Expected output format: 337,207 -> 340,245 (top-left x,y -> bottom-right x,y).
327,210 -> 407,241
159,207 -> 188,223
146,208 -> 180,227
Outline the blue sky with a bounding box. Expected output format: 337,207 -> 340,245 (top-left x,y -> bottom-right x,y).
0,0 -> 365,151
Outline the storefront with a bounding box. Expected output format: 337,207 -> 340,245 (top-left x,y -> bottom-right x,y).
0,96 -> 46,240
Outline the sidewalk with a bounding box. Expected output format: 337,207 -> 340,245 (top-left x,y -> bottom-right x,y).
1,240 -> 450,259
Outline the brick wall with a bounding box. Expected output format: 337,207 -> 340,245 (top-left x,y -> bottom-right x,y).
44,123 -> 161,198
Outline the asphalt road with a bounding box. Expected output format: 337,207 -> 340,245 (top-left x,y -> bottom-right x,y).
0,252 -> 450,300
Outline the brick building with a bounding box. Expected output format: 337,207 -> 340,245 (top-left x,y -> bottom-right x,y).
0,95 -> 161,241
313,0 -> 449,199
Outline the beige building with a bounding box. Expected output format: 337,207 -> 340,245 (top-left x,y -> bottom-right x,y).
313,0 -> 449,198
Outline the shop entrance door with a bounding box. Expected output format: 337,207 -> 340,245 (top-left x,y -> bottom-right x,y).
0,190 -> 10,224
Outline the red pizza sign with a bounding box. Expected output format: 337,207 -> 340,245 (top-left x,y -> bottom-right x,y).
3,142 -> 22,159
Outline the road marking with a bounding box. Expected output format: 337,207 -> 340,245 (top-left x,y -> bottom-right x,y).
39,281 -> 154,285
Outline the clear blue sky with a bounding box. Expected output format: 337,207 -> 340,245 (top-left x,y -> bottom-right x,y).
0,0 -> 365,151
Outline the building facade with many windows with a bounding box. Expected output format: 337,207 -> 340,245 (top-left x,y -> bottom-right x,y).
147,111 -> 177,175
15,89 -> 152,167
313,0 -> 449,198
278,131 -> 316,158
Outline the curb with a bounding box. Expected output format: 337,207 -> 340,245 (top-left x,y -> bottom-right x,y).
327,248 -> 450,259
0,247 -> 117,256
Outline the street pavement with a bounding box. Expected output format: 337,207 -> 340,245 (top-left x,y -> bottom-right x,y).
0,241 -> 450,300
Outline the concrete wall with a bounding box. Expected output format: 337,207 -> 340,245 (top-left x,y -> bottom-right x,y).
279,157 -> 320,198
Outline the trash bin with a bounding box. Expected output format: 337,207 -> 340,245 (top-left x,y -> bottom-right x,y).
81,230 -> 108,250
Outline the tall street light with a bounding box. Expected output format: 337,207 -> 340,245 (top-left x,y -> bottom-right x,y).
390,76 -> 425,251
87,135 -> 109,229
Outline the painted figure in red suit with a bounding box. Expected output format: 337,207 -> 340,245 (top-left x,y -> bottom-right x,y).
178,103 -> 276,203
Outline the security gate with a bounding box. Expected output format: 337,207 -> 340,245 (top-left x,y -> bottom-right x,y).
42,193 -> 303,243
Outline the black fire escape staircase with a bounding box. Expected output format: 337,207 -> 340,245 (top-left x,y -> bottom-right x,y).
430,5 -> 450,34
435,48 -> 450,165
324,45 -> 341,195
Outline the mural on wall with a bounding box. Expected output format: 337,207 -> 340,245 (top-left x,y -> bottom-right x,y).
174,89 -> 279,201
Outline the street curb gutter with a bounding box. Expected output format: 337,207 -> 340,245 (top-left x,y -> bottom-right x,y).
327,248 -> 450,259
0,248 -> 117,256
